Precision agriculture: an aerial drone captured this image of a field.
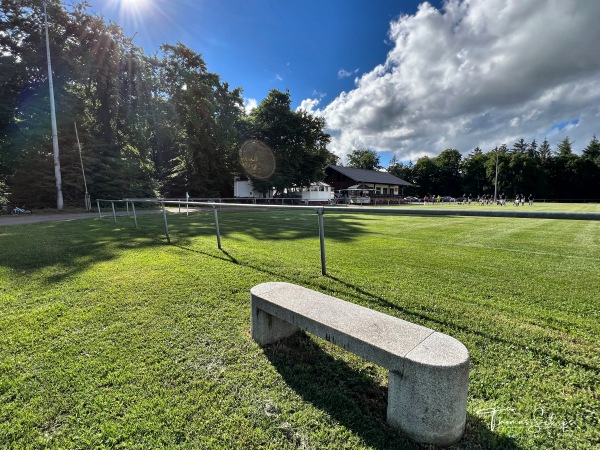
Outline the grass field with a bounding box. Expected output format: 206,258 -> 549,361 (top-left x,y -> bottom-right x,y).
0,207 -> 598,449
405,201 -> 600,212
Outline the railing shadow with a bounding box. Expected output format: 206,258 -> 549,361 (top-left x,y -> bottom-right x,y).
263,332 -> 522,449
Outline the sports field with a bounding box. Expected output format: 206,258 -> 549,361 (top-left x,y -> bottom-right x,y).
0,207 -> 598,449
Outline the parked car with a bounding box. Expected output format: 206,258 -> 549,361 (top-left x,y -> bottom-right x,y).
440,196 -> 455,202
403,196 -> 420,202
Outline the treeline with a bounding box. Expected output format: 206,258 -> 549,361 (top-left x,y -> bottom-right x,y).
0,1 -> 332,208
387,137 -> 600,199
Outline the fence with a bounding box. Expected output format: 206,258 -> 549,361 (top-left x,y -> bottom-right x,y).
95,198 -> 600,277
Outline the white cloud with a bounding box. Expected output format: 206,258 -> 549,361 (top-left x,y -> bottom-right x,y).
296,91 -> 328,114
314,0 -> 600,162
296,98 -> 321,114
244,98 -> 258,115
338,68 -> 359,79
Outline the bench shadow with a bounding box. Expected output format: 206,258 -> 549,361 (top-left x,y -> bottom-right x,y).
319,275 -> 598,373
263,332 -> 522,450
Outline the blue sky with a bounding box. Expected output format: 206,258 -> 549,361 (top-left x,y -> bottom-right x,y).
81,1 -> 600,165
83,0 -> 436,109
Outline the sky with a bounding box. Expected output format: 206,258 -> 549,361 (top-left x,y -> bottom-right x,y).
82,0 -> 600,166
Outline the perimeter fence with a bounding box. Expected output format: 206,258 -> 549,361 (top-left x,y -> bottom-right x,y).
95,198 -> 600,277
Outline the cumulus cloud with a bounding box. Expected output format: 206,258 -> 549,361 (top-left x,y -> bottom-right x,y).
314,0 -> 600,162
296,91 -> 327,114
296,98 -> 321,114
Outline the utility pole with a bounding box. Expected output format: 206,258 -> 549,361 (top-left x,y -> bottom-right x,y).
493,147 -> 499,203
44,2 -> 64,209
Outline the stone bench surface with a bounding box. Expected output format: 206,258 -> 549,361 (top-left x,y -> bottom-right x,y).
251,281 -> 470,446
251,282 -> 468,374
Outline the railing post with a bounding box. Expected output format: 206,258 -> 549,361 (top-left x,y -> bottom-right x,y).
317,207 -> 327,276
97,199 -> 101,218
111,201 -> 116,223
162,202 -> 171,244
131,201 -> 138,229
212,204 -> 222,250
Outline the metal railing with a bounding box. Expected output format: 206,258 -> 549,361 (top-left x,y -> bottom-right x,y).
95,198 -> 600,277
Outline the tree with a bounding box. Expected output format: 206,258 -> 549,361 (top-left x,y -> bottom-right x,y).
412,156 -> 437,196
246,89 -> 332,195
511,138 -> 528,154
538,138 -> 553,165
434,149 -> 462,195
461,148 -> 487,196
346,148 -> 381,170
528,139 -> 538,159
557,136 -> 573,156
505,152 -> 545,198
582,135 -> 600,163
156,43 -> 244,197
3,0 -> 159,206
388,156 -> 414,183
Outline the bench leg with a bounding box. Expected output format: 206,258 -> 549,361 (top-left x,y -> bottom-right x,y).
386,358 -> 468,446
251,306 -> 300,346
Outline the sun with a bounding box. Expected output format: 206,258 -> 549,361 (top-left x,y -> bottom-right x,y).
114,0 -> 157,32
118,0 -> 154,19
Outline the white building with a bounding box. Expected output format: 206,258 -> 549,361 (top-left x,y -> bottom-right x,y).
234,178 -> 333,203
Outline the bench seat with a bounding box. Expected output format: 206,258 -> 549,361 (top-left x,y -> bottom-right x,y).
251,282 -> 469,446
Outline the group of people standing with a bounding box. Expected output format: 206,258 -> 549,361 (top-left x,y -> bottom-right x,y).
513,194 -> 534,206
474,193 -> 534,206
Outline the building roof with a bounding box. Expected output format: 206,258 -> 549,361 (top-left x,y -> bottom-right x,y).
325,165 -> 413,186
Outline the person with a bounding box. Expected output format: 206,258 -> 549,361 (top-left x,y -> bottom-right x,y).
528,194 -> 534,206
514,194 -> 520,206
520,194 -> 525,206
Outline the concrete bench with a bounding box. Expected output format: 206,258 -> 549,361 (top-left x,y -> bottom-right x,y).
250,282 -> 469,446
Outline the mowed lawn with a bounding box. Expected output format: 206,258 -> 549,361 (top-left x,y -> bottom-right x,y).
0,208 -> 598,449
393,200 -> 600,212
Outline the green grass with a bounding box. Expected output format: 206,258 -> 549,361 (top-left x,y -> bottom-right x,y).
391,201 -> 600,213
0,208 -> 598,449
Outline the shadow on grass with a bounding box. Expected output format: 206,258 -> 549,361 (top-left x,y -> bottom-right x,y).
0,218 -> 166,283
264,332 -> 522,450
320,275 -> 598,372
156,209 -> 375,245
172,244 -> 319,289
